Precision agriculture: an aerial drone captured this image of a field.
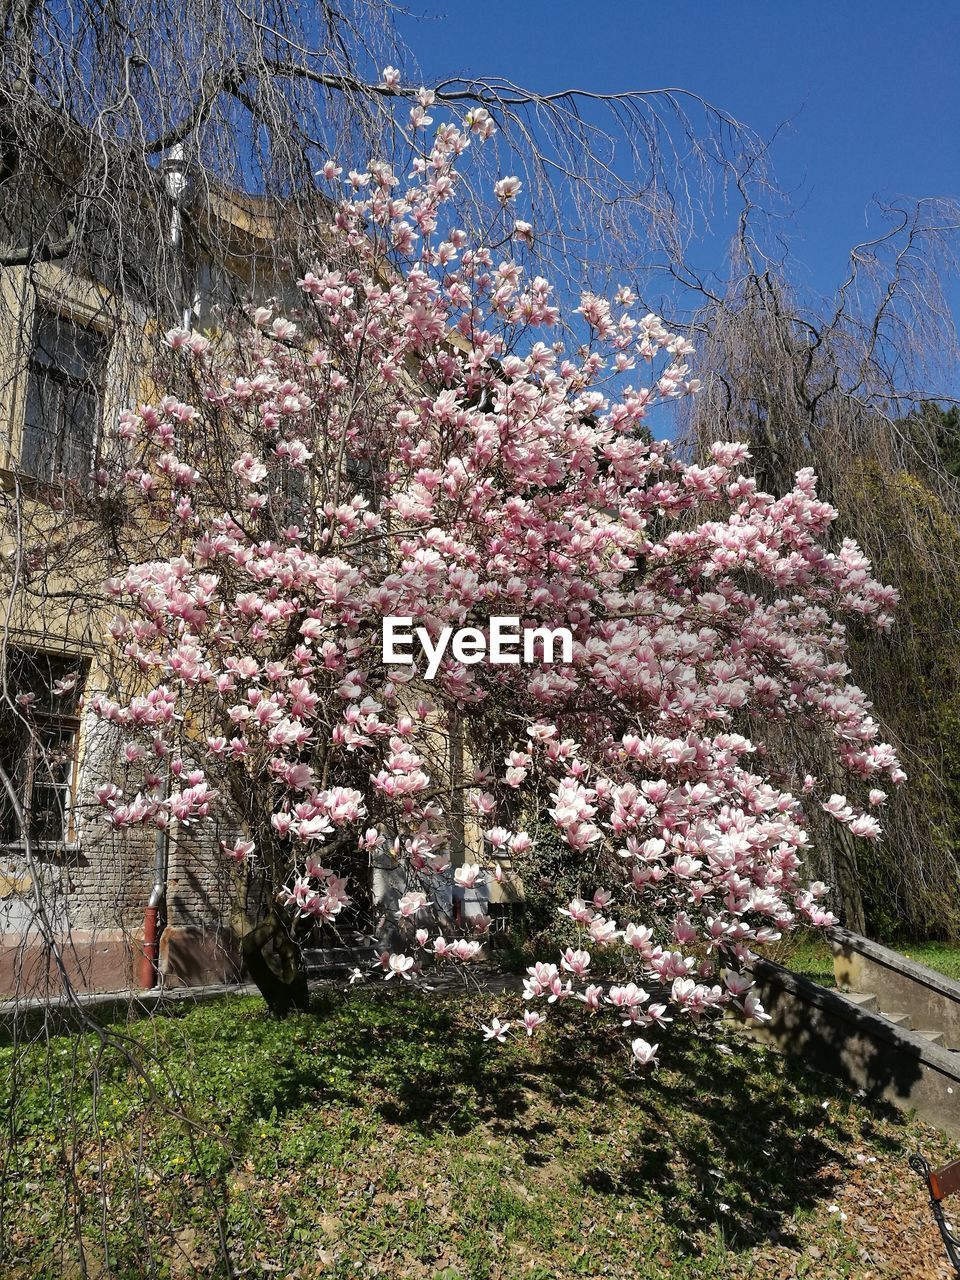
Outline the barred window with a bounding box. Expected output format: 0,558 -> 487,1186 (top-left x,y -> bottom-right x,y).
0,649 -> 88,845
21,306 -> 108,484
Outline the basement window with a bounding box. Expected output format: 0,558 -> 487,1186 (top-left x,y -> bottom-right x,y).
0,648 -> 88,846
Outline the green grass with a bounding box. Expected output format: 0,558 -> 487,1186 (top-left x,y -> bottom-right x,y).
900,943 -> 960,982
0,987 -> 956,1279
774,929 -> 960,988
772,932 -> 837,986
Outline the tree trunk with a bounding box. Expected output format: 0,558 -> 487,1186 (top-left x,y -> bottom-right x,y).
241,905 -> 310,1018
833,824 -> 867,936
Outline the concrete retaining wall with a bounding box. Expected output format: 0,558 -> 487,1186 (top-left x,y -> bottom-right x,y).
749,957 -> 960,1138
829,926 -> 960,1049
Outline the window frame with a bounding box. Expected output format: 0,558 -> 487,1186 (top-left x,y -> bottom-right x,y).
0,648 -> 88,850
19,300 -> 111,487
0,265 -> 125,487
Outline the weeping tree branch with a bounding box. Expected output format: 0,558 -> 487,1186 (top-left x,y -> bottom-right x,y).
0,216 -> 74,265
676,192 -> 960,936
0,0 -> 786,332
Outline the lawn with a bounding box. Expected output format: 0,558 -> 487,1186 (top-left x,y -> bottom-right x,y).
772,932 -> 837,986
1,986 -> 958,1279
900,943 -> 960,983
774,930 -> 960,988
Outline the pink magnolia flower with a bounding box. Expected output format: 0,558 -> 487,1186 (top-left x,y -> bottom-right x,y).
385,954 -> 415,981
723,970 -> 753,998
397,890 -> 428,918
560,948 -> 591,978
743,992 -> 771,1023
454,863 -> 482,889
494,176 -> 521,202
631,1038 -> 658,1067
440,938 -> 479,962
588,916 -> 620,946
523,962 -> 560,999
624,923 -> 654,952
823,794 -> 854,822
231,453 -> 268,484
559,898 -> 594,925
848,814 -> 881,840
220,838 -> 255,863
578,984 -> 605,1012
482,1018 -> 511,1043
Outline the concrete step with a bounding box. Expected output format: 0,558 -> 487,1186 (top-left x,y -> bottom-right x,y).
799,983 -> 954,1044
880,1011 -> 911,1029
913,1028 -> 946,1045
840,991 -> 878,1014
747,957 -> 960,1139
829,926 -> 960,1056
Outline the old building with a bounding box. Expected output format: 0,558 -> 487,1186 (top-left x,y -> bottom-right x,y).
0,161 -> 524,1001
0,166 -> 295,997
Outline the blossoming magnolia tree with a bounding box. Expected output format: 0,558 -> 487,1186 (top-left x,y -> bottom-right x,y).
91,88 -> 902,1050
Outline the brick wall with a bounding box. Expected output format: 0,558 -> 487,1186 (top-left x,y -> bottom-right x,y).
0,714 -> 244,997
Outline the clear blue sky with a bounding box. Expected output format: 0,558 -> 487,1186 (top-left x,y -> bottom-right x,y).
397,1 -> 960,330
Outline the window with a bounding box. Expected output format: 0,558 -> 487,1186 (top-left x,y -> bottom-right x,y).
21,305 -> 108,483
273,457 -> 311,525
345,452 -> 377,505
0,649 -> 88,845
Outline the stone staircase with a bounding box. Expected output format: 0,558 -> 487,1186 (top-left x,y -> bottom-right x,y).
829,926 -> 960,1054
839,989 -> 955,1049
740,931 -> 960,1138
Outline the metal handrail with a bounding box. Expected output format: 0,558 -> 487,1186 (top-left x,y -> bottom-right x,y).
911,1153 -> 960,1274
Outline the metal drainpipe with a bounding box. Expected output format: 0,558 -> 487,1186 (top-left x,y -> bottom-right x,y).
161,143 -> 193,329
139,147 -> 188,991
140,819 -> 169,990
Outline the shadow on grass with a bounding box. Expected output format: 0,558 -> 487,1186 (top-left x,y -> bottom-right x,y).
573,1038 -> 859,1252
503,1005 -> 906,1250
22,982 -> 915,1267
176,986 -> 914,1257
